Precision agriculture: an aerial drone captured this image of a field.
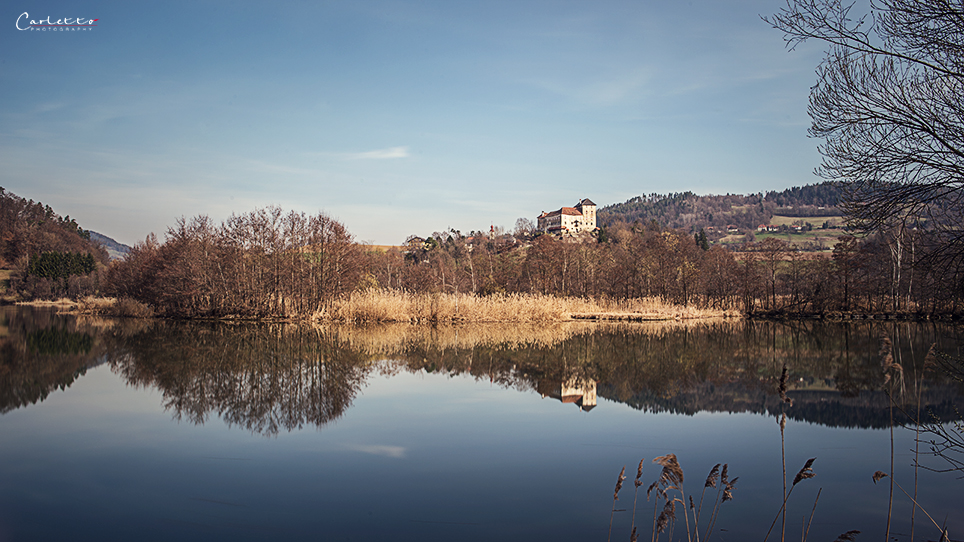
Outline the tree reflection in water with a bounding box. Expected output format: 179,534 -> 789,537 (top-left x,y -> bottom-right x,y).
4,307 -> 964,436
106,322 -> 373,435
0,306 -> 120,413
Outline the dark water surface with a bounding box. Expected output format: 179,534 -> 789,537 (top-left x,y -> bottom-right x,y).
1,306 -> 962,541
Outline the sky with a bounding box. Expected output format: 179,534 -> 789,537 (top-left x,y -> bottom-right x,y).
1,1 -> 828,246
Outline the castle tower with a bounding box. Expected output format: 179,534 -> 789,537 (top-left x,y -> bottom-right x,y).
574,198 -> 597,232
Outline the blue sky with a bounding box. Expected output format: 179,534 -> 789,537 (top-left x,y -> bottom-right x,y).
1,1 -> 825,246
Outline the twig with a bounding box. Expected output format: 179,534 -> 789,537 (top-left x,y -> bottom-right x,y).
803,488 -> 821,542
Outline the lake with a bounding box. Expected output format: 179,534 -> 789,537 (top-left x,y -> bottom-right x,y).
1,306 -> 962,541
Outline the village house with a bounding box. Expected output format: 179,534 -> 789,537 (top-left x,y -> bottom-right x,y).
536,198 -> 597,234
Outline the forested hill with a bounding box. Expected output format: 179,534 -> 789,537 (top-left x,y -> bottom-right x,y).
0,187 -> 108,267
598,181 -> 846,231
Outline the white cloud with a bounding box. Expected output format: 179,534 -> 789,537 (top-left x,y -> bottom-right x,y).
343,146 -> 410,160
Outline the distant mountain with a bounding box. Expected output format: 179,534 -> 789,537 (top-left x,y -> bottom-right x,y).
598,181 -> 846,232
89,231 -> 130,261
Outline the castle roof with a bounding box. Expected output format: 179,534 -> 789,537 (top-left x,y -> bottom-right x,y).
577,198 -> 596,206
542,207 -> 583,218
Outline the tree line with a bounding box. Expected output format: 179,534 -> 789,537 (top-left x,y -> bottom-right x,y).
98,207 -> 963,317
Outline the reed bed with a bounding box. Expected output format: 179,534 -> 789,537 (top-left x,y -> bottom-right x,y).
316,290 -> 736,324
73,296 -> 155,318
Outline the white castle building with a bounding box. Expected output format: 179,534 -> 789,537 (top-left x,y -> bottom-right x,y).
537,198 -> 597,234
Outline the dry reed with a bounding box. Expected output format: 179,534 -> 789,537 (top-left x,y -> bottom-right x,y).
631,458 -> 646,536
703,464 -> 735,542
615,456 -> 738,542
609,466 -> 626,542
74,296 -> 155,318
315,290 -> 736,324
873,470 -> 952,539
764,458 -> 816,542
694,463 -> 720,542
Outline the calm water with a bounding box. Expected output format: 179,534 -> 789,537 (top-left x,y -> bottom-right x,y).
1,306 -> 962,541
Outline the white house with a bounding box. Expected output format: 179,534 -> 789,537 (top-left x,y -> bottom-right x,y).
537,198 -> 597,234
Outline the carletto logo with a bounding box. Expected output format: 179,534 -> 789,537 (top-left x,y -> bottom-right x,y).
16,12 -> 99,31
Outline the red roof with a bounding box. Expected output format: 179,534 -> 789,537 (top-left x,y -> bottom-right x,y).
542,207 -> 583,218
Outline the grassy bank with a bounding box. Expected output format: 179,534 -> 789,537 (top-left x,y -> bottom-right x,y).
315,291 -> 736,323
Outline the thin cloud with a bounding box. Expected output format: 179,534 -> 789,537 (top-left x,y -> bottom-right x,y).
343,146 -> 410,160
35,102 -> 66,113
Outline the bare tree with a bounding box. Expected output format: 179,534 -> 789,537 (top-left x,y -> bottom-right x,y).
514,217 -> 535,238
765,0 -> 964,275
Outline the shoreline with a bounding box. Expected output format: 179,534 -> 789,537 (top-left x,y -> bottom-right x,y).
11,295 -> 962,323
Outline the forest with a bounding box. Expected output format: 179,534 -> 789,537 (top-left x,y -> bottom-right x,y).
0,188 -> 108,300
597,181 -> 845,232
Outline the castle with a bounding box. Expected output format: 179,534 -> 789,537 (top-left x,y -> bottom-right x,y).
537,198 -> 597,234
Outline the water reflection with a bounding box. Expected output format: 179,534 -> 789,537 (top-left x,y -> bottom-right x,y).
536,377 -> 597,411
106,322 -> 372,435
0,306 -> 110,413
3,308 -> 963,435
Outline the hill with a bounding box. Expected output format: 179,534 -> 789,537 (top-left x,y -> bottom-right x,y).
597,181 -> 845,232
0,187 -> 108,267
89,231 -> 131,261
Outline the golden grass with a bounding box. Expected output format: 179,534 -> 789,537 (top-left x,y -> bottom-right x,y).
315,290 -> 737,324
16,297 -> 78,307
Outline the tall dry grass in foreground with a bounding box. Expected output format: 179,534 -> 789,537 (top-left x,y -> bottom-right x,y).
316,290 -> 735,324
610,455 -> 738,542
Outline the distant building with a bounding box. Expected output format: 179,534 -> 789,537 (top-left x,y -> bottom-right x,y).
537,198 -> 597,234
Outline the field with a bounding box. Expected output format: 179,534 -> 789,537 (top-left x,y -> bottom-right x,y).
769,214 -> 844,227
364,245 -> 404,253
717,229 -> 844,251
753,230 -> 838,250
714,214 -> 848,251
